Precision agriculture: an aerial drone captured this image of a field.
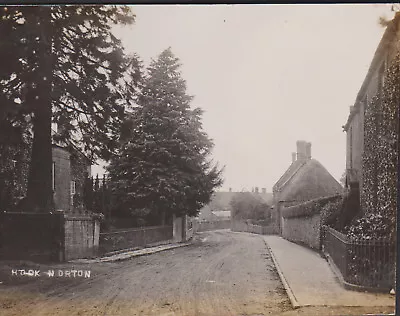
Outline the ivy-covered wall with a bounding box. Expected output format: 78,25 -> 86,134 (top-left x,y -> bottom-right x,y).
352,53 -> 399,242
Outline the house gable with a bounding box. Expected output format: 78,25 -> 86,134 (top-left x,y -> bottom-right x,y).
279,159 -> 343,203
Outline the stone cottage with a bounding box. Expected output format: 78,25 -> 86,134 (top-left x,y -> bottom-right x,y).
272,140 -> 343,235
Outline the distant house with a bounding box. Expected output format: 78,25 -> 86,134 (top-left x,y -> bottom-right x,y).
272,141 -> 343,233
342,12 -> 400,214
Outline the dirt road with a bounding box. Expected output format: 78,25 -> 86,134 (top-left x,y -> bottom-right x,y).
0,230 -> 395,316
0,230 -> 291,316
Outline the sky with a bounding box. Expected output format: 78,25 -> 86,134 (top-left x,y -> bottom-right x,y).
92,4 -> 395,193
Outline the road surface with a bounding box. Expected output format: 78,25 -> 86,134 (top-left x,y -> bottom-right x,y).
0,230 -> 291,316
0,230 -> 394,316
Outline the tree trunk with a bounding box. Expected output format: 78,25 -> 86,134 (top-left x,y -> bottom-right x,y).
26,8 -> 54,213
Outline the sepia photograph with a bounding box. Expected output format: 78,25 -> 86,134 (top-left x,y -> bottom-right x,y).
0,4 -> 398,316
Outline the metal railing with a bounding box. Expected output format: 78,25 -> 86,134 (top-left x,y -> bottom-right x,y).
322,225 -> 395,290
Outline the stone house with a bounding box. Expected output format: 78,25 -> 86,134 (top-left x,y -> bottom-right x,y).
0,140 -> 101,262
272,141 -> 343,234
342,12 -> 400,214
52,144 -> 91,212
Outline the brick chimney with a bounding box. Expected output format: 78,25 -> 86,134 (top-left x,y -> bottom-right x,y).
305,142 -> 311,159
296,140 -> 307,161
255,187 -> 259,193
291,152 -> 296,163
261,188 -> 266,194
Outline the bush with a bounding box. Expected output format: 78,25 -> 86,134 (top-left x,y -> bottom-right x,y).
282,195 -> 342,219
230,192 -> 271,222
345,213 -> 394,240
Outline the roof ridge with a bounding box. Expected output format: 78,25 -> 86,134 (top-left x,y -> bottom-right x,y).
279,160 -> 308,191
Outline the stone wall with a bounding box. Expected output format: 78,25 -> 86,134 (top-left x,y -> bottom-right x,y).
173,215 -> 184,242
282,213 -> 321,250
0,212 -> 101,262
281,195 -> 342,250
231,220 -> 277,235
194,220 -> 231,232
0,212 -> 64,262
64,214 -> 100,260
99,225 -> 173,254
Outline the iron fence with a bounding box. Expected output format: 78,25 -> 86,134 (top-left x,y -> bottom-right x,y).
322,225 -> 395,290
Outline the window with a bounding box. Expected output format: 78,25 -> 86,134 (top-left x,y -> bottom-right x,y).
52,162 -> 56,192
70,181 -> 76,195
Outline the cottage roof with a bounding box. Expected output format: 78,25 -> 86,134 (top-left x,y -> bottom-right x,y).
343,12 -> 400,131
273,159 -> 306,193
278,159 -> 343,203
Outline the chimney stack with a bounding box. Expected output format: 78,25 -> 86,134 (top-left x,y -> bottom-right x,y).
229,187 -> 232,192
291,152 -> 296,163
262,188 -> 266,194
255,187 -> 259,193
296,140 -> 307,161
305,142 -> 312,159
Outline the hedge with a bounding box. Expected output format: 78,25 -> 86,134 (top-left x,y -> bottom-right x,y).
281,194 -> 342,219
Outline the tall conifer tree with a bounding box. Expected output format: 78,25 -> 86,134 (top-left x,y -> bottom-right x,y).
108,48 -> 223,223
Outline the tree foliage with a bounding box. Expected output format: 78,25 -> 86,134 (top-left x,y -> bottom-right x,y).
230,192 -> 271,222
107,48 -> 224,223
0,6 -> 140,211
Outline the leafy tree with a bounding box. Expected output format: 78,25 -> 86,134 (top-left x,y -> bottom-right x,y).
230,192 -> 271,223
0,6 -> 140,212
107,48 -> 224,225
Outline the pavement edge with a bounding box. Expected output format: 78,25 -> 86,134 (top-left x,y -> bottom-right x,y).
262,237 -> 301,309
70,242 -> 192,264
